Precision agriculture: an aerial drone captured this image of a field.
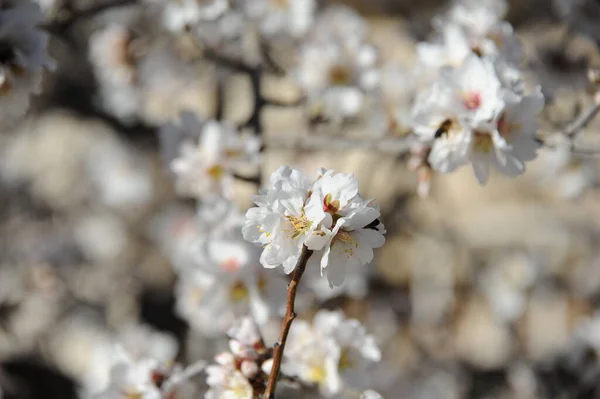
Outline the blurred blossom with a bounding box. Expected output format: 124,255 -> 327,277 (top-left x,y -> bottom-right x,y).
175,207 -> 286,336
479,253 -> 538,323
360,390 -> 383,399
284,310 -> 381,397
162,111 -> 260,200
86,136 -> 153,210
296,37 -> 379,123
74,212 -> 128,262
89,24 -> 141,123
205,317 -> 270,399
245,0 -> 316,39
537,141 -> 597,199
0,0 -> 54,124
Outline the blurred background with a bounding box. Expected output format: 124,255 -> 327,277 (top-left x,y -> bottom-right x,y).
3,0 -> 600,398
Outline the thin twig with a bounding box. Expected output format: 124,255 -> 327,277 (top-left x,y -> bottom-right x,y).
266,135 -> 416,154
233,173 -> 261,184
564,100 -> 600,138
264,246 -> 313,399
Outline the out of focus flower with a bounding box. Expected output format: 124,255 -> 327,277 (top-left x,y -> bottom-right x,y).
284,310 -> 381,397
537,140 -> 596,199
297,39 -> 378,122
89,24 -> 140,123
205,317 -> 270,399
159,0 -> 229,32
163,111 -> 260,200
0,0 -> 54,123
176,207 -> 286,336
92,341 -> 203,399
360,390 -> 383,399
245,0 -> 316,39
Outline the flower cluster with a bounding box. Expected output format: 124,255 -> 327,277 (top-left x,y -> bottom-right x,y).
205,317 -> 272,399
295,6 -> 379,122
0,0 -> 54,124
90,325 -> 204,399
283,310 -> 382,397
411,0 -> 544,185
172,201 -> 286,337
243,166 -> 385,287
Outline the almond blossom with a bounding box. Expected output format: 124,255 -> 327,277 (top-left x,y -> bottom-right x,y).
205,317 -> 271,399
176,207 -> 285,336
162,111 -> 260,200
243,166 -> 328,273
283,310 -> 381,397
243,167 -> 385,288
0,0 -> 54,123
245,0 -> 316,39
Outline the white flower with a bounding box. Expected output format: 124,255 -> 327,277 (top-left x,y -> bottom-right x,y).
0,0 -> 54,123
245,0 -> 316,39
537,139 -> 596,199
159,0 -> 230,32
284,310 -> 381,397
444,0 -> 508,39
243,166 -> 328,273
311,6 -> 368,48
92,344 -> 200,399
360,390 -> 383,399
285,321 -> 342,397
416,24 -> 472,76
296,10 -> 378,122
205,317 -> 270,399
89,24 -> 140,123
164,111 -> 260,200
310,170 -> 385,287
176,207 -> 285,336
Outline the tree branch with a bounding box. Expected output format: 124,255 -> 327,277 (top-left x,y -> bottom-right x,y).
564,100 -> 600,138
44,0 -> 138,32
264,246 -> 313,399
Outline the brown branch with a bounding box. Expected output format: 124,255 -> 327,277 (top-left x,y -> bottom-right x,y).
264,246 -> 313,399
564,100 -> 600,139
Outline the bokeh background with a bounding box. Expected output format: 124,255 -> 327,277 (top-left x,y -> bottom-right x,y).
3,0 -> 600,398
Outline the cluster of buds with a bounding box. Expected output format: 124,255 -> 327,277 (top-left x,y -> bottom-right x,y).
205,317 -> 273,399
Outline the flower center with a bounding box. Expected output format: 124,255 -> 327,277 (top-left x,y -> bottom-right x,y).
473,130 -> 493,153
309,365 -> 327,384
328,65 -> 352,86
285,214 -> 312,239
338,349 -> 354,371
207,164 -> 225,180
230,280 -> 249,302
332,230 -> 359,258
322,193 -> 340,214
463,91 -> 482,110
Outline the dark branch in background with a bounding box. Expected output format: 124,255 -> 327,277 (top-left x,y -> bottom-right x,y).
233,173 -> 261,185
43,0 -> 138,34
564,101 -> 600,139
